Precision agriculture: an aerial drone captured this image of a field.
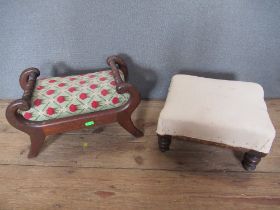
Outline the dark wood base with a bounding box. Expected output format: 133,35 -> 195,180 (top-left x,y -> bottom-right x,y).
158,135 -> 172,152
242,150 -> 266,171
6,56 -> 143,158
118,115 -> 143,138
157,135 -> 267,171
28,132 -> 46,158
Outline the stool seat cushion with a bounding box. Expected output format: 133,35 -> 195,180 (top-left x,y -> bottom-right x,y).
19,69 -> 129,121
157,74 -> 276,154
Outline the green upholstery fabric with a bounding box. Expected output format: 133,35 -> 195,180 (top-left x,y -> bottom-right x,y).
19,70 -> 129,121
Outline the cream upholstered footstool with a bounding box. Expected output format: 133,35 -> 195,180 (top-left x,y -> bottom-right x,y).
157,75 -> 276,171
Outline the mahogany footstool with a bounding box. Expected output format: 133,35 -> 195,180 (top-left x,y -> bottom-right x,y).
6,55 -> 143,158
156,74 -> 276,171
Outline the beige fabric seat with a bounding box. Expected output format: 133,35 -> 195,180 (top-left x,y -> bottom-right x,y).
157,74 -> 276,154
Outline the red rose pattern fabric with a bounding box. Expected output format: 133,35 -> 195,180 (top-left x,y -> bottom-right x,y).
19,69 -> 129,121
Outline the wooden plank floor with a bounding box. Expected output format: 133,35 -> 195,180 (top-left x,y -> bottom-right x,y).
0,99 -> 280,210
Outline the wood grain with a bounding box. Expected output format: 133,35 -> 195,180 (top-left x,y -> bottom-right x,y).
0,165 -> 280,210
0,99 -> 280,210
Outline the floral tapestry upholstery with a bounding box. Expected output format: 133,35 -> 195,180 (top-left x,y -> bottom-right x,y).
19,69 -> 130,121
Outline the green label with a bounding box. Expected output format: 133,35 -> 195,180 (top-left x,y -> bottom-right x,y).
85,121 -> 95,126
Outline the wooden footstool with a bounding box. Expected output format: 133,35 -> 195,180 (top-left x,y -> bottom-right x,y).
156,75 -> 276,171
6,55 -> 143,158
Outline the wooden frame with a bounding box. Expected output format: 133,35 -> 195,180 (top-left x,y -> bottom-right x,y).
6,55 -> 143,158
158,135 -> 266,171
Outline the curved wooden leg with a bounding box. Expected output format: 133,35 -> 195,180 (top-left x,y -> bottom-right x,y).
28,132 -> 45,158
158,135 -> 172,152
118,116 -> 143,138
242,150 -> 265,171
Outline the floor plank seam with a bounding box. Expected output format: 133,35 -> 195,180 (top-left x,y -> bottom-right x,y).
0,163 -> 279,174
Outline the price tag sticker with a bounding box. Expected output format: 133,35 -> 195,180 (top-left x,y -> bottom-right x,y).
84,121 -> 95,127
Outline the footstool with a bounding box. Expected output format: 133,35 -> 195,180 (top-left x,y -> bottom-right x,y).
156,74 -> 276,171
6,55 -> 143,158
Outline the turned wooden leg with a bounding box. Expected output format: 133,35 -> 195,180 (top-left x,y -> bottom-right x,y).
28,132 -> 45,158
118,116 -> 143,138
242,150 -> 266,171
158,135 -> 172,152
